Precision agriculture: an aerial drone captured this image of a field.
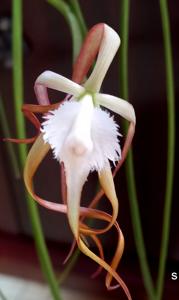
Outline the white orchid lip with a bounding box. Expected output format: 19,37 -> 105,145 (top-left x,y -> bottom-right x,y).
41,91 -> 121,170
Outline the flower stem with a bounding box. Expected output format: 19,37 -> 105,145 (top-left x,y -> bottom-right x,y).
58,248 -> 80,285
119,1 -> 156,299
156,1 -> 175,299
0,96 -> 21,179
12,1 -> 62,299
47,0 -> 84,61
68,0 -> 87,37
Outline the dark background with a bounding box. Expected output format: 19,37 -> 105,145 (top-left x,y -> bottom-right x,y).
0,0 -> 178,299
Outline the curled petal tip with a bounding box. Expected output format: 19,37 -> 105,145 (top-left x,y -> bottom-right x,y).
24,133 -> 50,197
104,23 -> 121,48
107,284 -> 120,291
98,162 -> 119,230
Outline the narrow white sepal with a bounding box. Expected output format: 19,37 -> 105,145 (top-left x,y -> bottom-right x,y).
35,70 -> 85,97
84,24 -> 120,93
96,93 -> 136,124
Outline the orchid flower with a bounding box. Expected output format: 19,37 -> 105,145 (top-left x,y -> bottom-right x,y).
7,24 -> 135,300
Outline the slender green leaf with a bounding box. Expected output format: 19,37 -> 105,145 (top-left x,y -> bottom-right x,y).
68,0 -> 87,37
119,1 -> 155,299
47,0 -> 83,61
12,1 -> 62,299
0,96 -> 21,179
156,1 -> 175,299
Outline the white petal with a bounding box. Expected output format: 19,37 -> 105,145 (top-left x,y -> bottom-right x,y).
35,71 -> 85,97
84,24 -> 120,92
96,93 -> 136,124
